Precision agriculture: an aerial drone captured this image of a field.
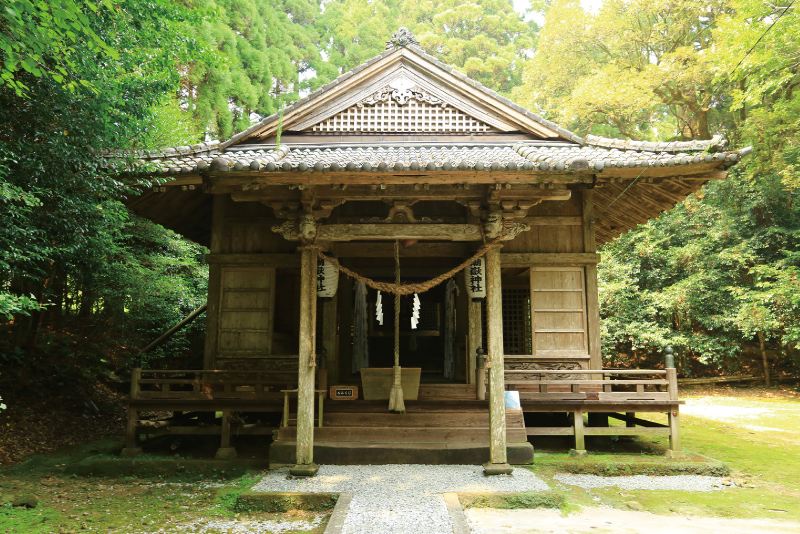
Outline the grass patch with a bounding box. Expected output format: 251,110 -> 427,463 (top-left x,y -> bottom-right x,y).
532,453 -> 728,477
234,492 -> 339,513
528,391 -> 800,523
460,491 -> 566,511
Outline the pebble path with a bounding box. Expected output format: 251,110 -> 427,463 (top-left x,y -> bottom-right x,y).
252,464 -> 549,534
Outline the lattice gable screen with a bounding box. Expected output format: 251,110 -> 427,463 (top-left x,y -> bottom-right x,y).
307,82 -> 498,134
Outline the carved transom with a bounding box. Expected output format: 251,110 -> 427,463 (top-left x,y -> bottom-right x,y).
505,361 -> 585,380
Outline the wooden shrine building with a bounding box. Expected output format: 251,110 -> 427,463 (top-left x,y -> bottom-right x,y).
121,28 -> 751,476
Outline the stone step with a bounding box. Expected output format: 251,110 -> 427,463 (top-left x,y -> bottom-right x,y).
268,440 -> 534,467
275,425 -> 528,443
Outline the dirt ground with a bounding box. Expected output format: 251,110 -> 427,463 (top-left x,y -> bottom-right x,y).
465,506 -> 800,534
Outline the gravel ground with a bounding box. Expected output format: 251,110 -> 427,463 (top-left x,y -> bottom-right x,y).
173,515 -> 326,533
253,464 -> 549,534
553,474 -> 729,492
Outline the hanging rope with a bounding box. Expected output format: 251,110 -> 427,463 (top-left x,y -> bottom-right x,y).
299,236 -> 504,296
388,240 -> 405,413
394,241 -> 400,368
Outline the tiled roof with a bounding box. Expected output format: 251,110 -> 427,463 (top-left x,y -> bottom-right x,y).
123,140 -> 751,176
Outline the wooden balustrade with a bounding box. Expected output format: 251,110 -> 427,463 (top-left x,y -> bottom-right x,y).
489,366 -> 684,457
124,367 -> 322,460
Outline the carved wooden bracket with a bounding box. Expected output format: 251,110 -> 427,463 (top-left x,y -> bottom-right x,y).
272,214 -> 317,241
484,211 -> 531,241
265,201 -> 301,219
464,199 -> 543,219
499,220 -> 531,241
361,200 -> 441,223
265,198 -> 345,221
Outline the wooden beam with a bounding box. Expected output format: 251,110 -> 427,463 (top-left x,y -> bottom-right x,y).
227,183 -> 573,202
501,253 -> 601,266
317,224 -> 483,241
468,296 -> 483,386
523,216 -> 582,226
209,171 -> 595,187
583,190 -> 601,372
332,242 -> 470,258
205,253 -> 299,267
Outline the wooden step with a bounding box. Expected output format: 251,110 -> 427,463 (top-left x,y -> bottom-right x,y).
417,384 -> 476,400
324,400 -> 488,413
323,411 -> 490,428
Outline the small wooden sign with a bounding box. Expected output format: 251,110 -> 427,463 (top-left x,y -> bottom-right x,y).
330,386 -> 358,400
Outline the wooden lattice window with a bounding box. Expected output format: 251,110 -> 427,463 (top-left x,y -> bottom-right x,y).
311,100 -> 495,133
480,289 -> 533,355
502,289 -> 532,355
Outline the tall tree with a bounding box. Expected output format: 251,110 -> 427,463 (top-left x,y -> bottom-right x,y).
0,0 -> 209,355
316,0 -> 537,95
183,0 -> 325,138
515,0 -> 730,139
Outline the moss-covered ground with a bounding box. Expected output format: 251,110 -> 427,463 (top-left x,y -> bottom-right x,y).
0,440 -> 330,533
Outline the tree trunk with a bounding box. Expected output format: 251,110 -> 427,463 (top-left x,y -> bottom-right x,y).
758,332 -> 770,387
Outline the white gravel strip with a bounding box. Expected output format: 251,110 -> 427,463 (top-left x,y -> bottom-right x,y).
554,474 -> 729,492
253,464 -> 549,534
176,516 -> 325,533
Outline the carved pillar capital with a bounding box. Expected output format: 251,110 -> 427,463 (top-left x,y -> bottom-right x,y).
299,214 -> 318,241
484,211 -> 504,239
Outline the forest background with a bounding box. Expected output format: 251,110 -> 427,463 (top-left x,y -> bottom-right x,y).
1,0 -> 799,413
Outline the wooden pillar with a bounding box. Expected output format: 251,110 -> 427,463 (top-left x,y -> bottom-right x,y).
467,299 -> 483,385
484,245 -> 512,474
291,248 -> 319,477
571,409 -> 587,456
338,276 -> 354,380
666,367 -> 682,456
323,297 -> 339,385
583,190 -> 602,372
216,409 -> 237,459
203,195 -> 226,370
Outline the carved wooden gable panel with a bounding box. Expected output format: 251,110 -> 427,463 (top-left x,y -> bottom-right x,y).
310,79 -> 497,133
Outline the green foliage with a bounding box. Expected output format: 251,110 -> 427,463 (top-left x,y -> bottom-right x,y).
0,0 -> 213,384
405,0 -> 536,94
183,0 -> 324,138
0,0 -> 120,95
316,0 -> 535,95
518,0 -> 800,374
514,0 -> 729,140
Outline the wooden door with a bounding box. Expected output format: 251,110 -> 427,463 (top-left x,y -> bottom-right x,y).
215,266 -> 276,365
529,266 -> 588,358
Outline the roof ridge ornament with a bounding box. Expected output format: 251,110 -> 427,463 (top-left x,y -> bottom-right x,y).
386,27 -> 421,50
